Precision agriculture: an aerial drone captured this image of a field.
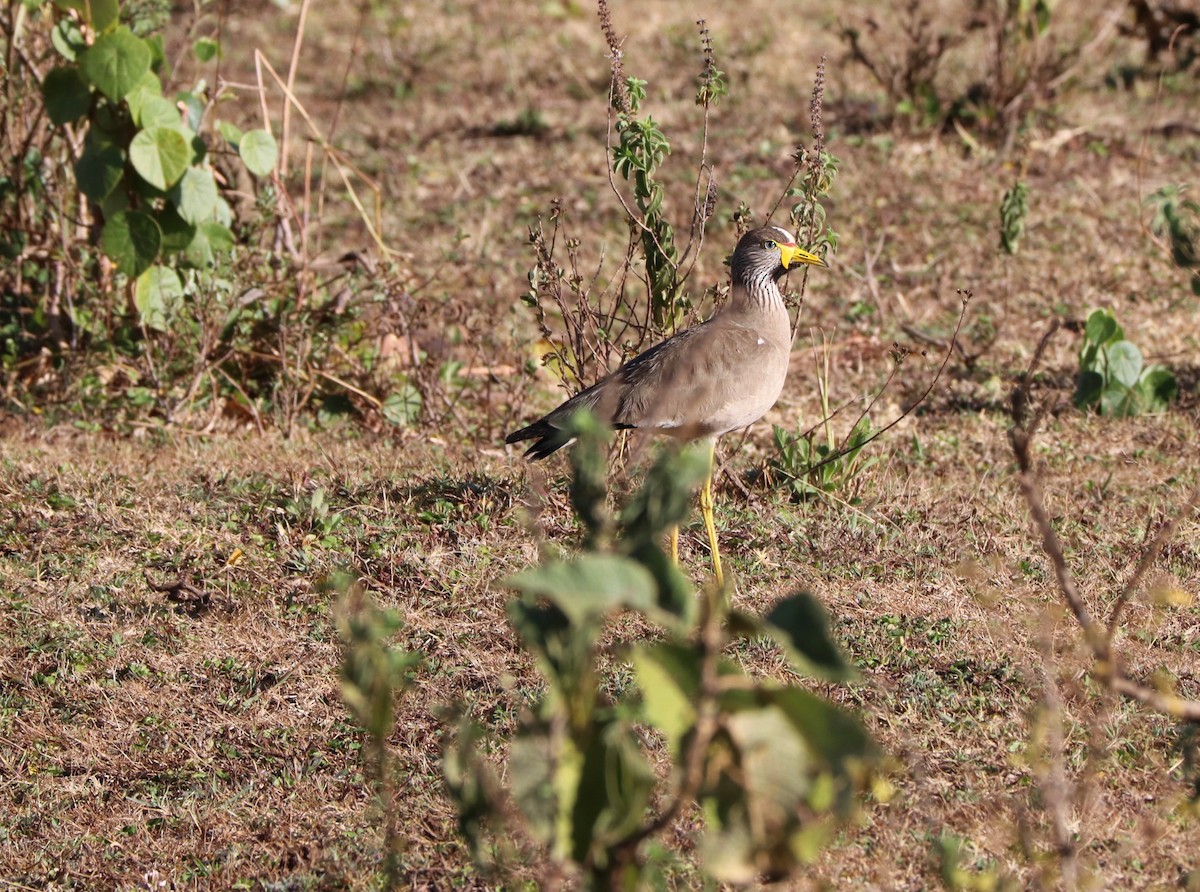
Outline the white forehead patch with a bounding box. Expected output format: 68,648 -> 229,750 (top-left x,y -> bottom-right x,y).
769,226 -> 796,245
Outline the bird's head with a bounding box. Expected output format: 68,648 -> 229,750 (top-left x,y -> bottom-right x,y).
732,225 -> 826,283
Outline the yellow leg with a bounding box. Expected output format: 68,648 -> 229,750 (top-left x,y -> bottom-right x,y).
669,524 -> 679,565
700,442 -> 724,587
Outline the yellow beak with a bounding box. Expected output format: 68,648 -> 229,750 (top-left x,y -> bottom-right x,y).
780,244 -> 827,269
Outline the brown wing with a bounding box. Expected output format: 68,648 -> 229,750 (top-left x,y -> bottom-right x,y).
506,318 -> 773,458
610,319 -> 771,435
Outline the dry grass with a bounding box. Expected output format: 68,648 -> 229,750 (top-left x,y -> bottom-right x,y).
3,0 -> 1200,888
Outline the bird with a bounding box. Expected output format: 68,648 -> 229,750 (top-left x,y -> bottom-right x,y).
506,225 -> 826,585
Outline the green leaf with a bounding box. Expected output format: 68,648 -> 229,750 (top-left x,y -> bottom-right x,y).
75,143 -> 125,202
1082,308 -> 1119,347
631,641 -> 699,755
767,687 -> 878,771
1137,366 -> 1177,411
569,718 -> 655,864
382,383 -> 422,427
193,37 -> 219,62
43,66 -> 92,125
764,592 -> 857,681
504,554 -> 656,626
1100,383 -> 1135,417
626,540 -> 695,631
90,0 -> 120,30
79,28 -> 152,103
155,205 -> 196,254
1073,369 -> 1103,410
129,126 -> 190,190
124,70 -> 163,123
101,210 -> 161,276
136,95 -> 180,129
620,443 -> 710,542
183,221 -> 234,267
134,265 -> 183,331
508,726 -> 557,844
1106,340 -> 1143,389
218,120 -> 244,147
51,19 -> 87,61
239,128 -> 278,177
170,166 -> 219,224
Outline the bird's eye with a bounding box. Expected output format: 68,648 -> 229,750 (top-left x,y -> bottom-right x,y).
762,239 -> 776,250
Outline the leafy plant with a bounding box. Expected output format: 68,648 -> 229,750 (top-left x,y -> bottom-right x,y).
1146,183 -> 1200,296
41,2 -> 276,324
999,179 -> 1029,255
772,415 -> 878,500
1073,308 -> 1176,416
444,413 -> 880,887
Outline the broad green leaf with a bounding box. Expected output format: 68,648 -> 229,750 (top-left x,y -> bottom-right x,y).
124,70 -> 163,123
631,641 -> 698,754
74,143 -> 125,202
1137,366 -> 1177,411
193,37 -> 219,62
136,95 -> 180,129
382,383 -> 422,427
626,540 -> 695,631
170,166 -> 218,224
155,206 -> 196,254
1106,340 -> 1143,389
43,66 -> 92,125
183,221 -> 234,267
218,120 -> 244,147
99,187 -> 130,219
129,125 -> 190,189
1082,308 -> 1119,347
144,33 -> 166,71
1073,369 -> 1103,410
239,128 -> 278,177
134,265 -> 183,331
89,0 -> 120,31
764,592 -> 856,681
767,687 -> 878,771
101,210 -> 160,276
701,705 -> 811,883
79,28 -> 151,102
1101,384 -> 1136,417
504,554 -> 656,626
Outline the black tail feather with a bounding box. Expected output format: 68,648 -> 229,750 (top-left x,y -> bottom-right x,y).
505,416 -> 634,461
505,419 -> 571,460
